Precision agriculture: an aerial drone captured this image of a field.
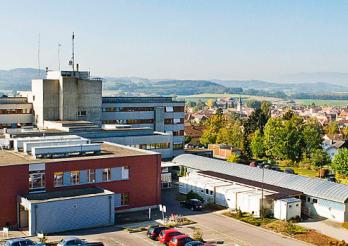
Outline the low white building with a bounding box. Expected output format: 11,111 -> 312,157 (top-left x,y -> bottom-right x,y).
274,198 -> 301,221
173,154 -> 348,223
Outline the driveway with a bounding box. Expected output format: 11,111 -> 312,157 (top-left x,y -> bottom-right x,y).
299,219 -> 348,242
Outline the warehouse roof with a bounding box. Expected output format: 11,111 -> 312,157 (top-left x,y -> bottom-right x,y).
199,170 -> 303,200
173,154 -> 348,203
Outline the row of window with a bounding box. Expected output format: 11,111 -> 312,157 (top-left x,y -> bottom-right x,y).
0,109 -> 33,114
102,119 -> 154,124
102,106 -> 184,113
173,143 -> 184,150
29,167 -> 129,190
138,143 -> 171,150
173,130 -> 184,136
54,167 -> 129,187
164,118 -> 184,124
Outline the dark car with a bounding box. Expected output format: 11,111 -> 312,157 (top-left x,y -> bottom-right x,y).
284,168 -> 295,174
327,176 -> 337,182
185,241 -> 215,246
147,225 -> 169,240
181,199 -> 203,211
271,166 -> 282,172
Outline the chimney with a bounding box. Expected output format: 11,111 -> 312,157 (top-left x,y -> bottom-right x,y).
76,64 -> 79,72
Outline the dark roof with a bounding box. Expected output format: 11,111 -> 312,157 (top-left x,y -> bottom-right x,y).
198,170 -> 303,200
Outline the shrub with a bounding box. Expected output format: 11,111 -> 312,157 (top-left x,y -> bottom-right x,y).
192,228 -> 203,241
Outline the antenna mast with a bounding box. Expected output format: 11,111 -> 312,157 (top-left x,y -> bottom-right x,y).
69,32 -> 75,73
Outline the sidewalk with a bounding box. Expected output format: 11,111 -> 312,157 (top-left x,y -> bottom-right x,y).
299,219 -> 348,242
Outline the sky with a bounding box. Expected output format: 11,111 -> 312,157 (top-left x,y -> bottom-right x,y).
1,0 -> 348,81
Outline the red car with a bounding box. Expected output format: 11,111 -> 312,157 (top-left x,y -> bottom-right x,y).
168,234 -> 193,246
158,228 -> 182,244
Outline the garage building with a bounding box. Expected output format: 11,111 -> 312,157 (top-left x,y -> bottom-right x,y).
173,154 -> 348,222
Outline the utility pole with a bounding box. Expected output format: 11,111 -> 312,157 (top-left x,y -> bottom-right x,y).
58,43 -> 62,70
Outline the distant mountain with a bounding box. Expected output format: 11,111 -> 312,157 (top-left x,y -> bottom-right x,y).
212,79 -> 348,93
1,68 -> 348,96
0,68 -> 43,91
278,72 -> 348,86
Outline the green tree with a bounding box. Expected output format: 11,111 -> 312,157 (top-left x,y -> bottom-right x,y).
199,113 -> 225,146
311,148 -> 330,169
325,121 -> 340,135
250,129 -> 265,159
332,148 -> 348,177
246,100 -> 262,109
264,116 -> 303,162
216,121 -> 243,148
302,118 -> 324,157
226,153 -> 240,163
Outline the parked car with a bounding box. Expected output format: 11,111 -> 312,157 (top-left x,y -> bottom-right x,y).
326,175 -> 337,182
169,235 -> 193,246
5,238 -> 44,246
58,238 -> 87,246
185,242 -> 215,246
181,199 -> 203,211
271,166 -> 282,172
284,168 -> 295,174
158,228 -> 182,244
147,225 -> 169,240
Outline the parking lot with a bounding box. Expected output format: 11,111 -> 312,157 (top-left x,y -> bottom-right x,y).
1,188 -> 309,246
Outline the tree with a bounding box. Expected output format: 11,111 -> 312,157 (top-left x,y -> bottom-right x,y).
332,148 -> 348,177
199,113 -> 225,146
246,100 -> 262,109
302,118 -> 324,157
325,121 -> 340,135
311,148 -> 330,169
343,126 -> 348,139
216,121 -> 243,148
250,129 -> 265,159
263,116 -> 303,162
226,153 -> 240,163
207,99 -> 216,108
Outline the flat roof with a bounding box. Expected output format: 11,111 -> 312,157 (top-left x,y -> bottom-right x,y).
199,171 -> 303,200
22,187 -> 113,203
0,142 -> 157,167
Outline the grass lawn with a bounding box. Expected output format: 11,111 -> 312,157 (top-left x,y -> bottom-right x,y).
278,166 -> 319,178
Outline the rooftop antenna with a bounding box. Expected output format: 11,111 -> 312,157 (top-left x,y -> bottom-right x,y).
58,43 -> 62,70
37,33 -> 41,78
69,32 -> 75,73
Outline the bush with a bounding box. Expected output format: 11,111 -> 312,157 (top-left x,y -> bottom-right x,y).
186,191 -> 204,202
192,228 -> 203,241
342,222 -> 348,230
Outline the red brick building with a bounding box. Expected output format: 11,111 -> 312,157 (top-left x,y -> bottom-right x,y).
0,142 -> 161,229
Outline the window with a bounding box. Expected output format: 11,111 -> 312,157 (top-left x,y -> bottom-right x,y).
289,205 -> 292,208
88,169 -> 96,183
102,168 -> 111,182
210,190 -> 213,196
313,199 -> 318,204
307,197 -> 310,203
296,204 -> 299,207
164,118 -> 173,124
70,171 -> 80,185
205,189 -> 209,194
29,170 -> 45,190
78,111 -> 86,117
54,172 -> 64,187
173,143 -> 184,150
122,166 -> 129,180
165,106 -> 173,112
121,193 -> 129,206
